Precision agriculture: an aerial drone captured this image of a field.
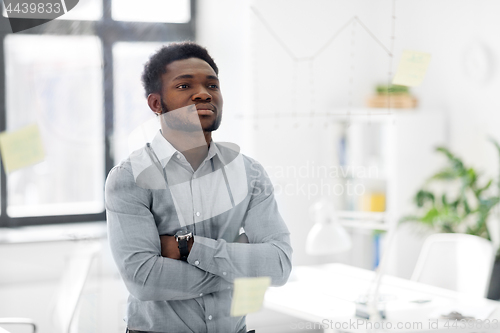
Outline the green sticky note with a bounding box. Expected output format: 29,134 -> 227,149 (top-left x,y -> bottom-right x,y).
0,123 -> 45,173
230,276 -> 271,317
392,50 -> 432,87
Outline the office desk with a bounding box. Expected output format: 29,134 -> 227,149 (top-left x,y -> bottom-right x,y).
264,264 -> 500,332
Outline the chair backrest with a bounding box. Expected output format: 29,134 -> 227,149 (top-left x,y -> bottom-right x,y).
51,241 -> 101,333
411,233 -> 495,297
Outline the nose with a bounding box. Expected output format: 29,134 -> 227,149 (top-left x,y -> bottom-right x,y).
192,86 -> 212,102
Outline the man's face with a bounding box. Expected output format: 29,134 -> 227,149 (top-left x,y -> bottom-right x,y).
160,57 -> 223,132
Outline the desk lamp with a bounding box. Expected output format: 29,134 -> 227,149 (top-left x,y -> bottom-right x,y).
356,217 -> 399,320
305,199 -> 395,321
306,199 -> 351,255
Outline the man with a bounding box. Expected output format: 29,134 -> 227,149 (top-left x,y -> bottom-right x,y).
105,42 -> 292,333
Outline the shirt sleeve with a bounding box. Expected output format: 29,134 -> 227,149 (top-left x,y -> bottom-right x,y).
105,165 -> 232,302
187,160 -> 293,286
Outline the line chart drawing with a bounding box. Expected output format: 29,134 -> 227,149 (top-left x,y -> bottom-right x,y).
246,1 -> 397,129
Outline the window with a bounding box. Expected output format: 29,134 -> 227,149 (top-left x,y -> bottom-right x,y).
5,34 -> 104,218
112,0 -> 190,23
113,42 -> 163,163
0,0 -> 195,227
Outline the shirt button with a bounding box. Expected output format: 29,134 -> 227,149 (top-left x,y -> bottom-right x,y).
222,272 -> 227,276
208,315 -> 213,320
196,212 -> 200,217
199,293 -> 203,297
194,260 -> 200,266
176,154 -> 181,159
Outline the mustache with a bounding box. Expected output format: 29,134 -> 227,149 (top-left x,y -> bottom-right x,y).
160,101 -> 217,114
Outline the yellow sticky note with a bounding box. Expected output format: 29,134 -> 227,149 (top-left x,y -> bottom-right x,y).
230,276 -> 271,317
392,50 -> 432,87
0,123 -> 45,173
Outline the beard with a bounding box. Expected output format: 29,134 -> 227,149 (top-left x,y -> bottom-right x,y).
160,99 -> 200,133
161,99 -> 222,133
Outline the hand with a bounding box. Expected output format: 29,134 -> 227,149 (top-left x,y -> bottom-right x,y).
160,235 -> 194,260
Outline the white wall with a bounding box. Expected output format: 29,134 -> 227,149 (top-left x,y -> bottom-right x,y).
196,0 -> 254,155
396,0 -> 500,177
197,0 -> 500,272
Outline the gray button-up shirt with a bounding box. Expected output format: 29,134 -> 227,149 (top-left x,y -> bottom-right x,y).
105,130 -> 292,333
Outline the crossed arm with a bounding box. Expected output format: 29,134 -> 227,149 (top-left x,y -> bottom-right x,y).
160,233 -> 249,259
160,235 -> 193,260
105,163 -> 292,302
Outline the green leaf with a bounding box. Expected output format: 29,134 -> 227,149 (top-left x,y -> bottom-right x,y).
463,198 -> 471,215
442,223 -> 455,233
475,179 -> 493,197
421,207 -> 439,224
478,197 -> 500,213
415,190 -> 435,207
436,147 -> 466,173
376,84 -> 409,94
430,168 -> 459,180
399,215 -> 421,224
441,194 -> 448,206
465,168 -> 478,189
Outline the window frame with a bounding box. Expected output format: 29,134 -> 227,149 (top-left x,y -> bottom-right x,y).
0,0 -> 196,227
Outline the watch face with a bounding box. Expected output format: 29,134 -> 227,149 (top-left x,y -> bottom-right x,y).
175,230 -> 192,241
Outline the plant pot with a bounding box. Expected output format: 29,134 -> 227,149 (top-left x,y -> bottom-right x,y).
487,257 -> 500,300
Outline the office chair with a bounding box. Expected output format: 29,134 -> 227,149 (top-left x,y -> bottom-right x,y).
0,240 -> 101,333
0,317 -> 36,333
52,241 -> 101,333
411,233 -> 496,297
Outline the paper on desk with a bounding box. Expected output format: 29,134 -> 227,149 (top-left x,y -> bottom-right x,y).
0,123 -> 45,173
230,276 -> 271,317
392,50 -> 432,87
429,304 -> 496,320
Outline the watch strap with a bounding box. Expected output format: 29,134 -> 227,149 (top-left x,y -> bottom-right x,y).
178,239 -> 189,261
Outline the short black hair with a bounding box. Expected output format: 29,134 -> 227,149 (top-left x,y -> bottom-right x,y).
141,42 -> 219,98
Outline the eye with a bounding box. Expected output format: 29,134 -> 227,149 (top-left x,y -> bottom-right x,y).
208,84 -> 219,89
177,84 -> 189,89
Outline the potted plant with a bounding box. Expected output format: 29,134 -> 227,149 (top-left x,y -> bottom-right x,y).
402,139 -> 500,300
366,84 -> 417,108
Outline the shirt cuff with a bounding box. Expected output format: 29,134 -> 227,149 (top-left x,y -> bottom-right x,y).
188,236 -> 228,278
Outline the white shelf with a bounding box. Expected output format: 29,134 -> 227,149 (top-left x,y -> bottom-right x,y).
236,108 -> 420,123
336,210 -> 386,221
331,109 -> 446,230
336,210 -> 389,230
339,220 -> 389,230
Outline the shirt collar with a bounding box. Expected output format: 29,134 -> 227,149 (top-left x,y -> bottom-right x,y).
211,142 -> 240,166
207,140 -> 218,161
150,130 -> 220,168
150,130 -> 178,168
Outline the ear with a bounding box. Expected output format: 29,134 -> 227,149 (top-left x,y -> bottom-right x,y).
147,93 -> 162,115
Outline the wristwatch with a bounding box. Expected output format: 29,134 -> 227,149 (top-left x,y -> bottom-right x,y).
174,230 -> 193,261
